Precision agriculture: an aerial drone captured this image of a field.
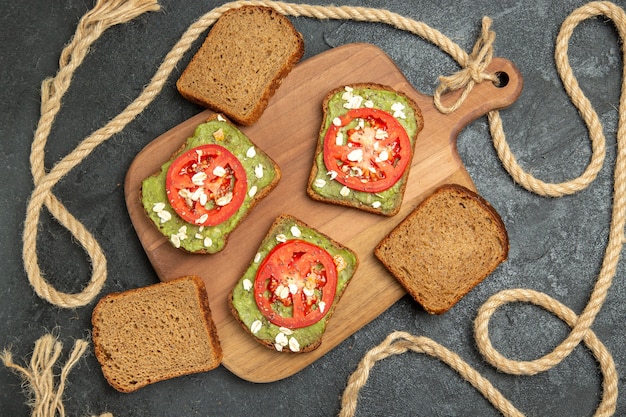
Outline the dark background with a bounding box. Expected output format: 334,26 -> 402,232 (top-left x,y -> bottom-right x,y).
2,0 -> 626,415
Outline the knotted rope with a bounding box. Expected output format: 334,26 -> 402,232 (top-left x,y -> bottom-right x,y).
434,15 -> 498,113
14,0 -> 626,416
342,2 -> 625,416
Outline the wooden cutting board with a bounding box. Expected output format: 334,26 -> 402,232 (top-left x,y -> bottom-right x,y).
125,43 -> 522,382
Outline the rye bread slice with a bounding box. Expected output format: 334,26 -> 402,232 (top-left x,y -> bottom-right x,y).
91,276 -> 222,392
176,6 -> 304,126
229,215 -> 358,353
307,83 -> 423,216
140,114 -> 281,254
375,184 -> 509,314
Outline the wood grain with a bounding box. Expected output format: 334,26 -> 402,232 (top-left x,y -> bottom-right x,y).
124,43 -> 523,382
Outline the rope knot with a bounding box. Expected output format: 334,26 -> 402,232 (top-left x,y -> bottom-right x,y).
434,16 -> 497,114
466,60 -> 487,83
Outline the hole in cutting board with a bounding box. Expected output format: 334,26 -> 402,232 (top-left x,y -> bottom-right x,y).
494,71 -> 510,88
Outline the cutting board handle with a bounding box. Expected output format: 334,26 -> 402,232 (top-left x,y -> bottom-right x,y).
434,57 -> 523,141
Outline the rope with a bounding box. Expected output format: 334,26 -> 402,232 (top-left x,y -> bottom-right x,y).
339,331 -> 526,417
434,16 -> 498,113
23,0 -> 161,308
15,0 -> 626,416
1,335 -> 89,417
341,2 -> 625,416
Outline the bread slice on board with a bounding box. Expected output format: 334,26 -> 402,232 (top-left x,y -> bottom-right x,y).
91,276 -> 222,392
307,84 -> 423,216
176,5 -> 304,125
229,214 -> 359,353
375,184 -> 509,314
140,114 -> 281,254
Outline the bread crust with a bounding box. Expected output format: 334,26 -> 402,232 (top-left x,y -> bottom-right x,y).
228,214 -> 358,353
375,184 -> 509,314
140,113 -> 281,254
91,276 -> 222,392
176,6 -> 304,126
306,83 -> 423,216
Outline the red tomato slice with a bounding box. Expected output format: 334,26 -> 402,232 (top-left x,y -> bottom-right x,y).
323,107 -> 412,193
166,144 -> 247,226
254,239 -> 338,329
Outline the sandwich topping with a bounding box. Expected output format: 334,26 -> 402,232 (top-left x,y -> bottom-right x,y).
166,144 -> 247,226
308,85 -> 421,214
323,107 -> 412,193
230,216 -> 358,353
141,117 -> 280,253
254,239 -> 338,329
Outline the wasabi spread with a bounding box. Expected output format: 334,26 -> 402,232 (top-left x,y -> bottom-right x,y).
141,115 -> 280,253
230,215 -> 358,353
308,85 -> 423,216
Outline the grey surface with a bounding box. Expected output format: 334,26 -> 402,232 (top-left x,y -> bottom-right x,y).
1,0 -> 625,416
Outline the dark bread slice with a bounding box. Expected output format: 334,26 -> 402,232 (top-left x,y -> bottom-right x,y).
307,83 -> 423,216
140,114 -> 281,254
91,276 -> 222,392
375,184 -> 509,314
228,215 -> 359,353
176,6 -> 304,126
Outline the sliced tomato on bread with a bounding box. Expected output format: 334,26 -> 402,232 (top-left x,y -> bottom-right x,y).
254,239 -> 338,329
307,84 -> 423,216
229,215 -> 358,353
166,144 -> 248,227
141,115 -> 280,254
323,107 -> 412,193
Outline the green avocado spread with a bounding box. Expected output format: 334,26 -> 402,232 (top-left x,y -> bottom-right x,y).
309,86 -> 421,213
230,216 -> 358,352
141,117 -> 279,253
